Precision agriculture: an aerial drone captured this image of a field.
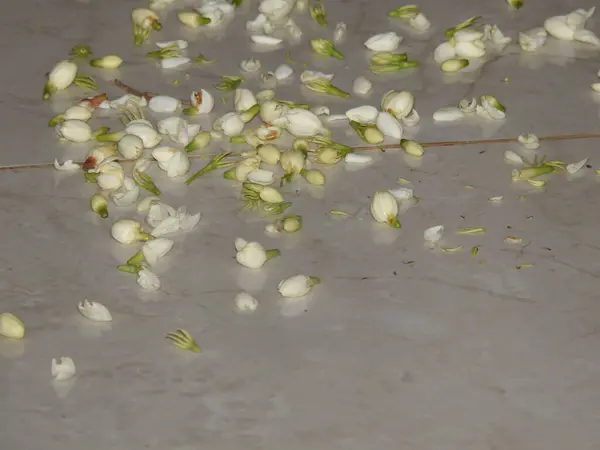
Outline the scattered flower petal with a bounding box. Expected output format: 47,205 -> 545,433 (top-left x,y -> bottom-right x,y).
566,158 -> 588,174
137,268 -> 161,290
51,357 -> 76,381
77,299 -> 112,322
54,159 -> 81,172
235,292 -> 259,312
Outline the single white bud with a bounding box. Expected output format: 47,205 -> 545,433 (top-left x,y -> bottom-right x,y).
257,144 -> 281,164
278,275 -> 321,298
370,190 -> 400,227
0,313 -> 25,339
90,55 -> 123,69
118,134 -> 144,160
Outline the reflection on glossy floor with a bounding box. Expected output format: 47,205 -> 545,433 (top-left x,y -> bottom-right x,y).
2,0 -> 600,449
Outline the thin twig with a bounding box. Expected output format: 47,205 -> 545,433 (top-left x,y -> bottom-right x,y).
353,133 -> 600,151
3,80 -> 599,172
114,79 -> 192,106
0,154 -> 222,172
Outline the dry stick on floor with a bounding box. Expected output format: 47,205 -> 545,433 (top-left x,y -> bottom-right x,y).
113,79 -> 192,106
2,80 -> 600,172
3,131 -> 600,172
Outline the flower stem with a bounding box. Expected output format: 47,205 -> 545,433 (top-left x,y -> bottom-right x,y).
185,152 -> 232,184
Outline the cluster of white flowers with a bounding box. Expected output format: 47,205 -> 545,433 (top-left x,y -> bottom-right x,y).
1,0 -> 596,368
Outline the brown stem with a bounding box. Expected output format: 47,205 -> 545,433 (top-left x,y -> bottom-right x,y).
113,79 -> 192,106
352,133 -> 600,151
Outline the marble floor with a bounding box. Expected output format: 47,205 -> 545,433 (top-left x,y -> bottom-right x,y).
2,0 -> 600,449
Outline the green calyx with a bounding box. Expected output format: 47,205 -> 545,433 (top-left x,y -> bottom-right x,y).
70,44 -> 92,58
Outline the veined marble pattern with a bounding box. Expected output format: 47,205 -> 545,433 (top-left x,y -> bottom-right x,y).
1,0 -> 600,449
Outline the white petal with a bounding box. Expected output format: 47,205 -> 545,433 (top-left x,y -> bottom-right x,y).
300,70 -> 335,83
517,133 -> 540,149
376,111 -> 403,139
388,188 -> 414,200
364,32 -> 403,51
54,159 -> 81,172
156,40 -> 188,49
454,29 -> 483,42
402,109 -> 420,127
504,150 -> 524,165
409,13 -> 431,32
458,98 -> 477,113
324,114 -> 348,123
175,207 -> 200,232
333,21 -> 347,43
353,76 -> 373,95
274,64 -> 294,81
310,105 -> 330,116
247,168 -> 275,185
573,29 -> 600,46
235,237 -> 248,252
148,202 -> 177,224
51,357 -> 76,381
110,177 -> 140,206
434,42 -> 456,64
433,107 -> 465,122
455,41 -> 486,58
160,57 -> 191,69
240,58 -> 262,73
148,96 -> 181,113
566,8 -> 594,30
424,225 -> 444,245
137,196 -> 161,213
251,35 -> 283,45
544,16 -> 575,40
346,105 -> 379,124
235,292 -> 259,312
345,153 -> 373,164
142,238 -> 174,266
77,299 -> 112,322
106,94 -> 148,109
137,269 -> 161,291
566,158 -> 588,174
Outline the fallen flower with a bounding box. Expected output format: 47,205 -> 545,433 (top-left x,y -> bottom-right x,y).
110,177 -> 140,206
77,299 -> 112,322
111,219 -> 154,244
51,357 -> 76,381
424,225 -> 444,246
54,159 -> 81,172
235,292 -> 259,312
90,193 -> 109,218
132,8 -> 162,46
401,139 -> 424,157
149,95 -> 181,113
310,38 -> 344,59
152,147 -> 191,178
43,60 -> 77,100
334,21 -> 347,42
353,76 -> 373,95
137,268 -> 161,290
0,313 -> 25,339
518,133 -> 540,149
278,275 -> 321,298
235,238 -> 280,269
90,55 -> 123,69
371,190 -> 400,228
364,32 -> 403,52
